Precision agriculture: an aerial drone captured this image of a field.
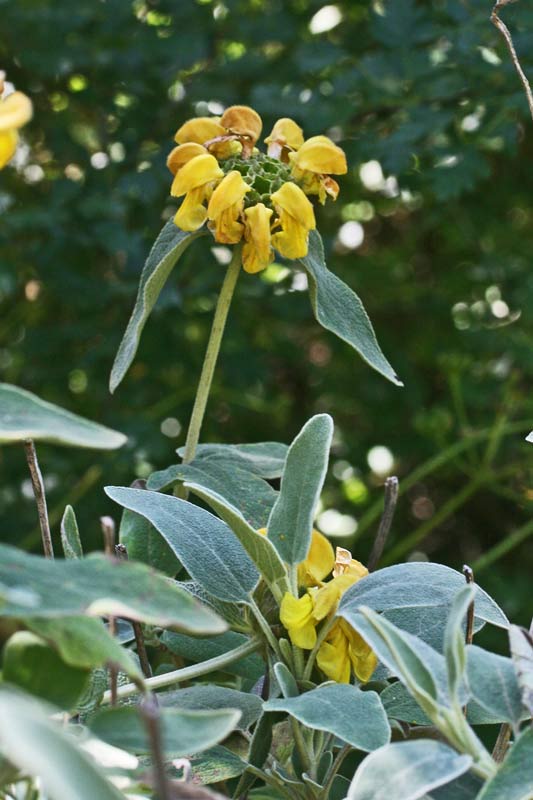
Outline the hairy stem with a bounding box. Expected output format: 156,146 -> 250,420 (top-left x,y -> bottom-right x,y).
101,636 -> 261,703
179,244 -> 242,469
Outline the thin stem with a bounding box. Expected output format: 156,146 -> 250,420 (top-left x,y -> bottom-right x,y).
367,476 -> 399,571
492,0 -> 533,122
140,694 -> 171,800
290,717 -> 313,777
101,637 -> 261,703
115,544 -> 152,678
249,598 -> 282,660
23,439 -> 54,559
463,565 -> 475,645
180,244 -> 242,467
472,517 -> 533,573
319,745 -> 351,800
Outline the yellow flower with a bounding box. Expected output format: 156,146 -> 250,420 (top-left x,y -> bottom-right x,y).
207,170 -> 250,244
166,142 -> 207,176
332,547 -> 368,581
174,116 -> 226,145
242,203 -> 273,274
265,118 -> 304,161
0,90 -> 33,170
171,153 -> 224,231
297,529 -> 335,587
271,182 -> 316,260
280,592 -> 316,649
290,135 -> 347,204
317,620 -> 377,684
221,105 -> 262,157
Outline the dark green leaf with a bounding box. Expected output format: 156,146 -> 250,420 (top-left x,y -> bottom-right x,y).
161,630 -> 264,681
509,624 -> 533,716
110,222 -> 202,392
476,727 -> 533,800
158,685 -> 262,730
119,494 -> 181,577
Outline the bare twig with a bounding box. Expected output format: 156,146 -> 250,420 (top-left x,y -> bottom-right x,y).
140,694 -> 171,800
463,565 -> 475,645
23,439 -> 54,559
100,516 -> 116,556
368,476 -> 399,572
115,543 -> 152,678
492,722 -> 512,762
491,0 -> 533,122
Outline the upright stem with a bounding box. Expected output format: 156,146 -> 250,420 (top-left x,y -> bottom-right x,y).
23,439 -> 54,559
180,244 -> 242,466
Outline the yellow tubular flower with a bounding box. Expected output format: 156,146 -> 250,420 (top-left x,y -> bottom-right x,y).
298,529 -> 335,587
174,116 -> 226,145
271,182 -> 316,260
332,547 -> 369,581
166,142 -> 206,176
280,592 -> 317,649
207,170 -> 250,244
340,619 -> 378,683
172,153 -> 224,231
291,135 -> 347,175
242,203 -> 274,274
265,118 -> 304,161
317,621 -> 351,684
0,90 -> 33,170
221,105 -> 262,145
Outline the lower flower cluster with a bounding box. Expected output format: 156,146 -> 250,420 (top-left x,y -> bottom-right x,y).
167,105 -> 347,273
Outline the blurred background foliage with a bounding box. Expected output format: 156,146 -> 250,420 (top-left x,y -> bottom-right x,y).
1,0 -> 533,626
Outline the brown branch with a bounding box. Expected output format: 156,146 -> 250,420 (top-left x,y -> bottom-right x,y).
491,0 -> 533,122
101,516 -> 118,703
140,694 -> 172,800
23,439 -> 54,559
462,564 -> 475,646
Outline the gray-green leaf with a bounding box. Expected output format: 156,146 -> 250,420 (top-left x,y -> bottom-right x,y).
347,740 -> 472,800
60,505 -> 83,559
0,383 -> 126,449
264,683 -> 390,751
267,414 -> 333,565
476,727 -> 533,800
158,685 -> 262,730
0,543 -> 225,634
0,687 -> 124,800
161,630 -> 264,682
339,562 -> 508,651
444,585 -> 476,700
105,486 -> 259,603
299,230 -> 401,386
509,624 -> 533,716
177,441 -> 288,479
89,705 -> 241,757
109,221 -> 202,393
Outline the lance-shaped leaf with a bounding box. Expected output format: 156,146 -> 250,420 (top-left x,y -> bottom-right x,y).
465,645 -> 525,731
105,486 -> 259,603
476,727 -> 533,800
0,687 -> 125,800
0,543 -> 225,634
267,414 -> 333,565
148,460 -> 277,529
60,505 -> 83,559
119,485 -> 181,577
110,221 -> 203,393
338,562 -> 508,651
179,483 -> 288,594
158,685 -> 262,730
347,740 -> 472,800
0,383 -> 126,449
264,683 -> 390,752
444,585 -> 476,700
509,624 -> 533,716
89,706 -> 241,757
177,441 -> 288,479
161,630 -> 264,681
298,230 -> 401,386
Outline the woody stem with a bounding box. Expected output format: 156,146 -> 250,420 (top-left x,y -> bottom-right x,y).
179,243 -> 242,471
